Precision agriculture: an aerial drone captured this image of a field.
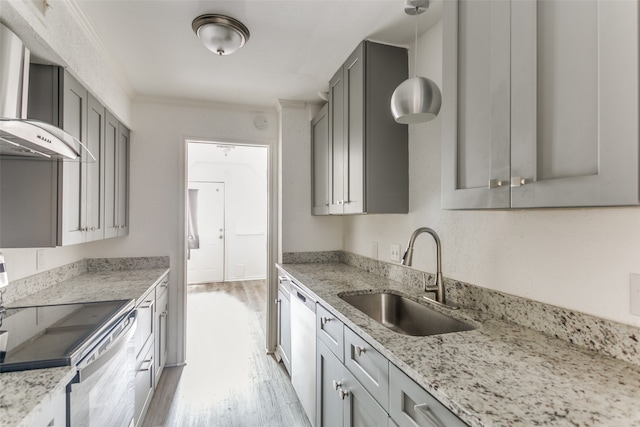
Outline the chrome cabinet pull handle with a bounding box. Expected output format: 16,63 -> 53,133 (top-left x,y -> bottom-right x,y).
355,345 -> 366,356
414,403 -> 445,427
339,388 -> 349,400
139,359 -> 153,372
510,176 -> 530,187
488,179 -> 505,189
321,317 -> 332,325
332,380 -> 342,390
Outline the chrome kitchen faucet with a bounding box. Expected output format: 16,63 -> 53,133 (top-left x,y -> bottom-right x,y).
401,227 -> 446,304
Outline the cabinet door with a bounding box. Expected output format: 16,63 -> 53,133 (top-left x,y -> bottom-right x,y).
329,67 -> 346,214
59,71 -> 88,245
104,111 -> 119,238
343,44 -> 365,214
343,369 -> 388,427
155,277 -> 169,387
312,104 -> 330,215
317,340 -> 347,427
442,0 -> 511,209
85,94 -> 105,241
510,0 -> 639,207
134,339 -> 154,426
277,289 -> 292,374
116,123 -> 130,235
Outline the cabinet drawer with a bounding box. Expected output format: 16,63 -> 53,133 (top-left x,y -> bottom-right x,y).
156,273 -> 169,300
317,304 -> 344,362
389,364 -> 467,427
134,340 -> 154,426
135,293 -> 154,358
344,327 -> 389,410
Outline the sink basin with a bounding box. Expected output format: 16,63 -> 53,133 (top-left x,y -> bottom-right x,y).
340,292 -> 475,337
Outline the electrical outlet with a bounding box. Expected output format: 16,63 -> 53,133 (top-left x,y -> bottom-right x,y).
371,242 -> 378,259
631,274 -> 640,316
36,249 -> 46,271
390,244 -> 401,262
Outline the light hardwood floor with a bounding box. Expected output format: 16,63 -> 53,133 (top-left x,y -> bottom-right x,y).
142,280 -> 312,427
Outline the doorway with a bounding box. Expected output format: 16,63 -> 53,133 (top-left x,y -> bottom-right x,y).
186,142 -> 268,283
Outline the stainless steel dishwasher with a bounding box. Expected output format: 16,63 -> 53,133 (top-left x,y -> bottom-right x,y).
289,280 -> 316,427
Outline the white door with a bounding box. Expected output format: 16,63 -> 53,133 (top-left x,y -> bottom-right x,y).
187,182 -> 225,284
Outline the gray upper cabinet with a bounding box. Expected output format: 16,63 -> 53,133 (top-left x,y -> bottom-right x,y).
443,0 -> 640,209
85,94 -> 105,241
327,41 -> 409,215
311,104 -> 330,215
0,66 -> 93,247
0,64 -> 127,247
104,111 -> 129,238
58,70 -> 88,245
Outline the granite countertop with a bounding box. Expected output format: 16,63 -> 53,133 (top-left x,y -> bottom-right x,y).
1,266 -> 169,427
6,267 -> 169,308
278,262 -> 640,427
0,368 -> 76,427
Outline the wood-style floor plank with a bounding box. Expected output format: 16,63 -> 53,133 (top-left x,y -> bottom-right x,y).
142,280 -> 312,427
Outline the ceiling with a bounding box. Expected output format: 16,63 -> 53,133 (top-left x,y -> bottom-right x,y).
70,0 -> 443,108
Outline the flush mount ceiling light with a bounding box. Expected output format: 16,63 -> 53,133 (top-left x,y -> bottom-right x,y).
192,14 -> 250,56
391,0 -> 442,124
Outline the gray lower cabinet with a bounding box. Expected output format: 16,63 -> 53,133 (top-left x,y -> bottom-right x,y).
311,104 -> 330,215
135,273 -> 170,426
276,282 -> 292,375
442,0 -> 640,209
389,364 -> 467,427
344,327 -> 389,411
327,40 -> 408,215
317,340 -> 388,427
317,303 -> 344,360
134,337 -> 154,426
154,275 -> 169,386
316,303 -> 469,427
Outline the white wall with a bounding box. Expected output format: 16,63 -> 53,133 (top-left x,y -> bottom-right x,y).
279,101 -> 343,253
188,144 -> 268,281
341,20 -> 640,328
85,99 -> 277,365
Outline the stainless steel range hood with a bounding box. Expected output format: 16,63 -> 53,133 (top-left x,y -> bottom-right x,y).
0,23 -> 94,161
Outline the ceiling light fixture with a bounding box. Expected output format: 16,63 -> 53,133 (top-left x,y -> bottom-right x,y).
390,0 -> 442,124
192,14 -> 250,56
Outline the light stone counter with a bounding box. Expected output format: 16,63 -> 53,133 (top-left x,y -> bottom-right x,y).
1,262 -> 169,427
7,267 -> 170,307
0,367 -> 76,427
279,262 -> 640,427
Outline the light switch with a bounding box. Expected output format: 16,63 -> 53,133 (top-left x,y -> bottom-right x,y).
631,274 -> 640,316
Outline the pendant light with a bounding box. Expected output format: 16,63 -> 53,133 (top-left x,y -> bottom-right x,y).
192,14 -> 250,56
391,0 -> 442,124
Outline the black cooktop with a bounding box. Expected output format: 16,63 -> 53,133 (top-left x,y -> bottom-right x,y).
0,299 -> 134,372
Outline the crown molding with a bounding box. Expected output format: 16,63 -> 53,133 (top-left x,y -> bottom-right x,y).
63,0 -> 136,99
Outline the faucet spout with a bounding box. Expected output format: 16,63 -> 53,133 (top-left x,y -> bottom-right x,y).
401,227 -> 445,304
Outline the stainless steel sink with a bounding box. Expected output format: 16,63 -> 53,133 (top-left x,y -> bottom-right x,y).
340,292 -> 475,337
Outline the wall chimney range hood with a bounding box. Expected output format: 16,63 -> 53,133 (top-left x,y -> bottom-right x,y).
0,23 -> 94,162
